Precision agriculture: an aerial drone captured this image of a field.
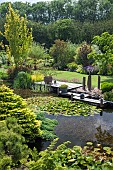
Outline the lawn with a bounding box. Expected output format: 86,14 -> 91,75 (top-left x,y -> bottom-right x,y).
53,70 -> 113,87
1,66 -> 113,88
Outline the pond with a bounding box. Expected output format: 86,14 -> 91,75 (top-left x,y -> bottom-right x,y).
13,89 -> 113,150
41,110 -> 113,150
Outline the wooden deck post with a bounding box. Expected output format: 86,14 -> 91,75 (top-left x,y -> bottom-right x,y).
98,75 -> 100,89
100,111 -> 103,116
100,98 -> 104,108
88,75 -> 91,91
71,93 -> 73,101
83,77 -> 86,90
57,87 -> 60,96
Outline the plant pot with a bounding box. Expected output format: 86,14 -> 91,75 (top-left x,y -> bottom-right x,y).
60,88 -> 68,93
80,93 -> 85,99
44,76 -> 52,84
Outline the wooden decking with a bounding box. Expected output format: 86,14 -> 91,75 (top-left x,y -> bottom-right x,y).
73,95 -> 107,105
34,80 -> 108,108
34,80 -> 82,90
60,92 -> 107,108
51,81 -> 83,90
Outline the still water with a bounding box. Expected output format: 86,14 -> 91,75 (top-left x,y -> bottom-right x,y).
41,110 -> 113,150
13,89 -> 113,149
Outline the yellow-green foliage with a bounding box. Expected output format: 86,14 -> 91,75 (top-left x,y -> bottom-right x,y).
31,73 -> 44,82
3,4 -> 33,66
0,85 -> 41,142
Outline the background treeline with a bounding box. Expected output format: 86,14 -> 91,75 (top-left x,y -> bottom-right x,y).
1,0 -> 113,23
1,0 -> 113,48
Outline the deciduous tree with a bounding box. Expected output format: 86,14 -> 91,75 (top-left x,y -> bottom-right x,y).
76,42 -> 93,67
91,32 -> 113,75
49,39 -> 75,70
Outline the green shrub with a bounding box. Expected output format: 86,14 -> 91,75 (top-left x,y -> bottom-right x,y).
13,71 -> 33,89
104,90 -> 113,101
0,117 -> 30,168
7,65 -> 31,80
0,51 -> 7,65
76,65 -> 86,74
101,82 -> 113,93
29,139 -> 113,170
0,85 -> 41,142
0,71 -> 8,80
67,62 -> 78,72
36,112 -> 58,140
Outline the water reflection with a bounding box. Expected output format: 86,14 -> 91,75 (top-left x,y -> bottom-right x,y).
95,125 -> 113,146
43,110 -> 113,150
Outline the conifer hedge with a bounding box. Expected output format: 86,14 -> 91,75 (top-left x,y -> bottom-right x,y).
0,85 -> 41,142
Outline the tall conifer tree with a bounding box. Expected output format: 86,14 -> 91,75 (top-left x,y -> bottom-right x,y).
3,4 -> 33,66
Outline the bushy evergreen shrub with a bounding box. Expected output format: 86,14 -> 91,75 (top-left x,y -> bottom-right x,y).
13,71 -> 32,89
67,62 -> 78,72
7,65 -> 31,80
36,112 -> 58,140
101,82 -> 113,93
0,117 -> 30,168
104,90 -> 113,101
0,85 -> 41,142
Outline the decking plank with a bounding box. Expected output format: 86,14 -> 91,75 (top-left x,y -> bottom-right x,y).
73,96 -> 107,104
34,81 -> 83,91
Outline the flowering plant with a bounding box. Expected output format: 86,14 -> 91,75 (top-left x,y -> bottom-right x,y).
91,87 -> 102,99
85,65 -> 94,75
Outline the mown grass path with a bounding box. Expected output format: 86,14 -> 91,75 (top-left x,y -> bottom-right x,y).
53,70 -> 113,87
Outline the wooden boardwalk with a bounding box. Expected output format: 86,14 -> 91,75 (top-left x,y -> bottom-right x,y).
34,80 -> 108,108
51,81 -> 82,90
34,81 -> 82,91
59,92 -> 107,108
73,95 -> 107,106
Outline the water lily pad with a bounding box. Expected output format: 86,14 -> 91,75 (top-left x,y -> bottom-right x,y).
26,96 -> 101,116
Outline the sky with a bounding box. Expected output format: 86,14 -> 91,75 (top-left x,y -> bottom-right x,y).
0,0 -> 53,4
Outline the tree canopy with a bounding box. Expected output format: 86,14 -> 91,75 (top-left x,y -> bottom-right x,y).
1,0 -> 113,48
50,39 -> 75,69
90,32 -> 113,75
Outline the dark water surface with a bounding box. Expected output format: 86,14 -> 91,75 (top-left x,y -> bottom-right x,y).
13,89 -> 113,150
41,110 -> 113,150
